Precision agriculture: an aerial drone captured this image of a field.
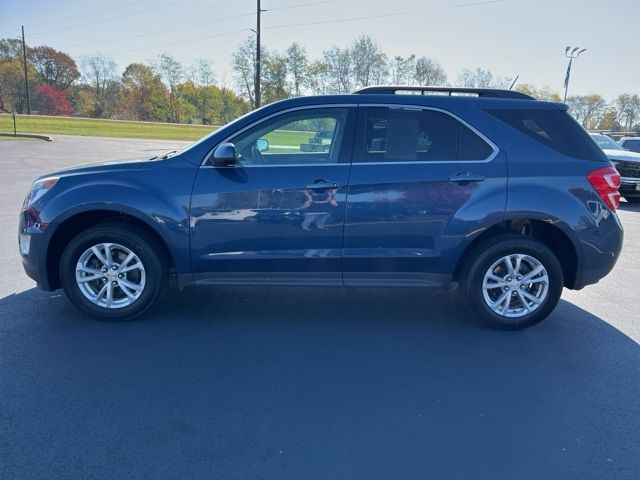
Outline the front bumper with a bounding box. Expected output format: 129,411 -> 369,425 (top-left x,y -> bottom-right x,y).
18,210 -> 57,291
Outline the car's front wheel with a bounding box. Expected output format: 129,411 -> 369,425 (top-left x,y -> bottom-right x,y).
60,223 -> 168,320
459,235 -> 564,329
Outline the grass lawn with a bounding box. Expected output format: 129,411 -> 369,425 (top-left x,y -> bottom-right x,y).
0,115 -> 323,150
0,114 -> 219,141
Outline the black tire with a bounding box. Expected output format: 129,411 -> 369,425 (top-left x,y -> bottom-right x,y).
624,196 -> 640,203
459,234 -> 564,330
60,223 -> 168,321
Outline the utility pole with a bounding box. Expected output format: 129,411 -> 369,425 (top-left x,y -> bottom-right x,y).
254,0 -> 262,109
21,26 -> 31,114
563,46 -> 586,103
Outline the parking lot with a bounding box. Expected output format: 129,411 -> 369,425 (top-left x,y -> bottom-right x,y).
1,136 -> 639,479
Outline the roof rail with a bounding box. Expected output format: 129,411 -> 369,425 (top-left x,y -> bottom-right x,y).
353,85 -> 535,100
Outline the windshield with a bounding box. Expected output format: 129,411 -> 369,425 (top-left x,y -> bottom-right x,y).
590,134 -> 621,150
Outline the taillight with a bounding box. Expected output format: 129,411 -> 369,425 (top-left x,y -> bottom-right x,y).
588,166 -> 621,211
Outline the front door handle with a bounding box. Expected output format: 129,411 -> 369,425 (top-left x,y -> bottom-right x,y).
448,172 -> 485,184
306,180 -> 341,190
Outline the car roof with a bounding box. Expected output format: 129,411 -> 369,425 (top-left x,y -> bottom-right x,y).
262,92 -> 566,113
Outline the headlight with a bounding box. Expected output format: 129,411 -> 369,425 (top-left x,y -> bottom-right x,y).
25,177 -> 59,207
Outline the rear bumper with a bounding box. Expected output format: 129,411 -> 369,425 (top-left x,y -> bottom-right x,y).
571,212 -> 624,290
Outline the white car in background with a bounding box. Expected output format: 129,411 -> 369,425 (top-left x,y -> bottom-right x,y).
590,133 -> 640,203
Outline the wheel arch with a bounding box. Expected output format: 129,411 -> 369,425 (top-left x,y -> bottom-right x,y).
453,217 -> 580,289
46,208 -> 176,291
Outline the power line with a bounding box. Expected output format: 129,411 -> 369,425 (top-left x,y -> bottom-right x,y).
61,12 -> 256,49
29,0 -> 190,36
266,0 -> 338,12
106,28 -> 250,55
454,0 -> 505,7
28,0 -> 151,28
60,0 -> 338,50
102,11 -> 403,56
263,12 -> 405,30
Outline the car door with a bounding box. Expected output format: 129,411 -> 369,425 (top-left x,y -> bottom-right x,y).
190,105 -> 356,285
343,105 -> 507,286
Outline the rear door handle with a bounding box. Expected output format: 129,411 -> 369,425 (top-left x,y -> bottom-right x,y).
306,180 -> 341,190
448,172 -> 485,184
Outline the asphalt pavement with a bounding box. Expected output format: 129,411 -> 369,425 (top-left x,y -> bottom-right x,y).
0,135 -> 639,479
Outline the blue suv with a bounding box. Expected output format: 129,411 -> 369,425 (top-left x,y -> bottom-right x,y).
18,86 -> 624,328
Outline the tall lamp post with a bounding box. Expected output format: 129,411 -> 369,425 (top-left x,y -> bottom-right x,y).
563,46 -> 587,103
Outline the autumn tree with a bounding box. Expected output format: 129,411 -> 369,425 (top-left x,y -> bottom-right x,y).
567,94 -> 607,129
32,83 -> 72,115
515,83 -> 562,102
0,58 -> 36,113
262,53 -> 289,104
118,63 -> 167,121
31,46 -> 80,90
596,109 -> 620,131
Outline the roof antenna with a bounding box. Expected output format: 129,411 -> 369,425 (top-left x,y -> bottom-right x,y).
509,75 -> 520,90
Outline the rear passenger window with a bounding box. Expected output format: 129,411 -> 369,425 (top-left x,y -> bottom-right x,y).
362,107 -> 494,162
486,108 -> 607,162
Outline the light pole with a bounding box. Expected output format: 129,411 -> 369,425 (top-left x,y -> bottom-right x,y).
563,46 -> 587,103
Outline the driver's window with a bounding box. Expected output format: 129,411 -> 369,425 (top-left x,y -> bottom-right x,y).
231,108 -> 348,166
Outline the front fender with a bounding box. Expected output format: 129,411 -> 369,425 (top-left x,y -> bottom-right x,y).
32,163 -> 196,278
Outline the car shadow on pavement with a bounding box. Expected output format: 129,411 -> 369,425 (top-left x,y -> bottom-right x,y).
1,286 -> 639,480
619,200 -> 640,212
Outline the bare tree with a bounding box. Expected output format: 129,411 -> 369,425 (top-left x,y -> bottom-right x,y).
194,58 -> 216,123
616,94 -> 640,130
414,57 -> 447,86
322,46 -> 352,93
390,55 -> 416,85
155,53 -> 183,122
232,36 -> 264,108
81,54 -> 118,117
456,67 -> 510,88
351,35 -> 388,88
285,43 -> 309,97
307,60 -> 329,95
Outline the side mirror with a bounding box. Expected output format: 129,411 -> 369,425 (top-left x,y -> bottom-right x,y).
256,138 -> 269,152
212,142 -> 237,167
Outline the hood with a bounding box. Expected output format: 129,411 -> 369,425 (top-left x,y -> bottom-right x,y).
602,149 -> 640,162
35,156 -> 171,182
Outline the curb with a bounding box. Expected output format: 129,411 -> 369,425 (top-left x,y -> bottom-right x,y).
0,133 -> 53,141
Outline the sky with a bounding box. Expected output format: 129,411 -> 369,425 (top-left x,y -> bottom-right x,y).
1,0 -> 638,99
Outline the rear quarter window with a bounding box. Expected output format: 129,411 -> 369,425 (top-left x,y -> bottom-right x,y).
485,108 -> 607,162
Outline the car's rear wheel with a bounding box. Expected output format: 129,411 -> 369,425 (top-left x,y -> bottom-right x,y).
60,224 -> 168,320
459,235 -> 563,329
